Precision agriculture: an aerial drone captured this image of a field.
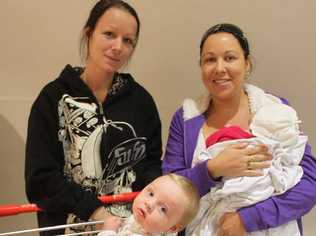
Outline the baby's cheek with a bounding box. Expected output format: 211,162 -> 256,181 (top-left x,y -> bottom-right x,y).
147,216 -> 167,233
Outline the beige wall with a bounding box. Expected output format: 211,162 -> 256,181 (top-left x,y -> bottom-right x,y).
1,0 -> 316,234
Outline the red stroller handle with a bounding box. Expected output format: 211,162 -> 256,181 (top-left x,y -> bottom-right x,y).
0,192 -> 139,217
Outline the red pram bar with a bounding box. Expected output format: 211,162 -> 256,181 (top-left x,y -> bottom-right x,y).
0,192 -> 139,217
0,192 -> 139,235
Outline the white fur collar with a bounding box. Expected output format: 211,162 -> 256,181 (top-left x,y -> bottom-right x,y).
182,83 -> 282,121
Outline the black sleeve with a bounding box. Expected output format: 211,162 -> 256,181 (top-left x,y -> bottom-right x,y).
25,87 -> 103,221
132,90 -> 162,190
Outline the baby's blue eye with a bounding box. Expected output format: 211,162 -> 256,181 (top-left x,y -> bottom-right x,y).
160,207 -> 167,213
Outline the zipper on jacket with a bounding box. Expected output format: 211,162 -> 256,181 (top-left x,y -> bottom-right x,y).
98,102 -> 124,133
99,102 -> 104,116
99,102 -> 109,134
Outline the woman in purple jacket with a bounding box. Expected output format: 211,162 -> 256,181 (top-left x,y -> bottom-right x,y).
162,23 -> 316,236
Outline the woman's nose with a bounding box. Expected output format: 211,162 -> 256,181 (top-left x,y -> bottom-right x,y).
112,38 -> 123,53
215,59 -> 226,73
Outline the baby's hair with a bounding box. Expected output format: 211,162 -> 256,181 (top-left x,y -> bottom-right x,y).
166,173 -> 200,230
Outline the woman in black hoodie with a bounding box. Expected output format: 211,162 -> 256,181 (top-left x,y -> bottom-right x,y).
25,1 -> 162,235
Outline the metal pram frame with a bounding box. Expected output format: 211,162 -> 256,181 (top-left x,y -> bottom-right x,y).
0,192 -> 139,236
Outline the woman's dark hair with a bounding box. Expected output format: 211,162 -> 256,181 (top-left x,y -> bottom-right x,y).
199,23 -> 250,59
79,0 -> 141,61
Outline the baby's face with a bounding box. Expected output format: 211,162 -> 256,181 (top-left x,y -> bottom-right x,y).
132,176 -> 188,234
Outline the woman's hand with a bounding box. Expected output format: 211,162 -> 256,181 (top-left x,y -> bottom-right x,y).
90,206 -> 123,231
207,142 -> 272,179
217,212 -> 246,236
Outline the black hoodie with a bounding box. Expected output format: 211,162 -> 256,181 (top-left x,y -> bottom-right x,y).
25,65 -> 162,235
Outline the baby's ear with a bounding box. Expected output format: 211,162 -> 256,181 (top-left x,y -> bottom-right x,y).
168,224 -> 183,233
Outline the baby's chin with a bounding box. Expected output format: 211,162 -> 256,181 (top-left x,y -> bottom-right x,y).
132,213 -> 151,234
132,207 -> 167,234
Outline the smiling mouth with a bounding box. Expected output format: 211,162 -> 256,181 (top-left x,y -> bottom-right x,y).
106,55 -> 120,63
213,79 -> 230,84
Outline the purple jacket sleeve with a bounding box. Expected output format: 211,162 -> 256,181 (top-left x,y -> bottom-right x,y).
239,142 -> 316,231
162,109 -> 218,196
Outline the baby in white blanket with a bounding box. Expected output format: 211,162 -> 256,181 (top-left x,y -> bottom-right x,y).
187,102 -> 308,236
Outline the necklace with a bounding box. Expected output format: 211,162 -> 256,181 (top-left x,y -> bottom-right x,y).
205,93 -> 252,129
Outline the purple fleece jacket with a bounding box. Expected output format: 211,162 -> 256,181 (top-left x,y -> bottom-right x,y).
162,107 -> 316,234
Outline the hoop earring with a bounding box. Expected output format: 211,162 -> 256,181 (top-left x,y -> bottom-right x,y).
245,71 -> 250,80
